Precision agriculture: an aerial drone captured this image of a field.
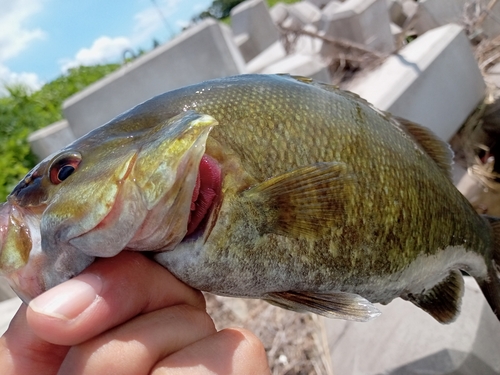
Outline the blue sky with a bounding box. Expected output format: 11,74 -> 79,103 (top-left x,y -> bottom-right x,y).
0,0 -> 212,93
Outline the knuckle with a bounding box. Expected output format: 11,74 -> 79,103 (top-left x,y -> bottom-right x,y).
168,304 -> 215,333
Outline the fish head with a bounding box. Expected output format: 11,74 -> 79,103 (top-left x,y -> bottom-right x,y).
1,110 -> 217,301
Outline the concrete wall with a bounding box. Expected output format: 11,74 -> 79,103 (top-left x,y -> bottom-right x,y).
28,119 -> 76,160
414,0 -> 469,35
324,277 -> 500,375
321,0 -> 395,56
349,24 -> 485,141
230,0 -> 280,62
63,19 -> 246,138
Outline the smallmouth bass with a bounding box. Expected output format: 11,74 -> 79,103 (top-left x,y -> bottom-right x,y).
1,74 -> 500,323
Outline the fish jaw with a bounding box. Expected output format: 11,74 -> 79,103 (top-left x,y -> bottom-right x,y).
0,202 -> 46,301
126,112 -> 219,251
0,202 -> 94,302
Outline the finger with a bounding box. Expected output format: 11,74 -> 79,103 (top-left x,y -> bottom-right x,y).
0,304 -> 69,375
152,328 -> 270,375
26,252 -> 205,346
58,305 -> 216,375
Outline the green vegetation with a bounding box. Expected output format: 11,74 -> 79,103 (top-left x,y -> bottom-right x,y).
266,0 -> 300,7
0,64 -> 120,200
193,0 -> 300,22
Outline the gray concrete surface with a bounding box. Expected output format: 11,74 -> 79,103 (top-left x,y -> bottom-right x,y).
348,23 -> 485,141
0,297 -> 22,337
414,0 -> 469,35
287,1 -> 322,29
28,119 -> 76,160
324,277 -> 500,375
261,53 -> 331,82
0,278 -> 16,302
321,0 -> 395,57
230,0 -> 280,62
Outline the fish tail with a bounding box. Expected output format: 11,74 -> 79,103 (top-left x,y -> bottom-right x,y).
479,216 -> 500,321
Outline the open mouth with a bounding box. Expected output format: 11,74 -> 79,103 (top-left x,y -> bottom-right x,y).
185,154 -> 222,240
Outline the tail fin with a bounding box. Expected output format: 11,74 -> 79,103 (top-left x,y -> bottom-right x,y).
479,216 -> 500,320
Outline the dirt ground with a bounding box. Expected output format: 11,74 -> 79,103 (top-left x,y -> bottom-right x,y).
205,293 -> 334,375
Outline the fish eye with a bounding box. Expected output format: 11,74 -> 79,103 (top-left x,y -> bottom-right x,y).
49,152 -> 82,185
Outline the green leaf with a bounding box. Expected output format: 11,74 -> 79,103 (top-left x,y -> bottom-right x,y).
0,64 -> 120,200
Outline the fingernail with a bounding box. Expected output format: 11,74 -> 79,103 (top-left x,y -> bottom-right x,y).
29,273 -> 102,320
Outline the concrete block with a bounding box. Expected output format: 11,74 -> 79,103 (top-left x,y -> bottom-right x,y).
306,0 -> 333,9
0,278 -> 16,303
64,19 -> 246,138
482,1 -> 500,38
261,53 -> 331,83
230,0 -> 280,62
324,277 -> 500,375
387,0 -> 406,26
28,119 -> 76,160
281,13 -> 304,31
348,24 -> 485,141
0,297 -> 22,336
485,62 -> 500,89
402,0 -> 418,19
321,0 -> 395,57
322,0 -> 343,16
390,22 -> 403,39
270,2 -> 289,26
293,24 -> 323,55
287,1 -> 322,29
414,0 -> 468,35
319,1 -> 343,30
246,41 -> 287,73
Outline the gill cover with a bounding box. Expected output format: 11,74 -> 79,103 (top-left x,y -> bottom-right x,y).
42,110 -> 217,257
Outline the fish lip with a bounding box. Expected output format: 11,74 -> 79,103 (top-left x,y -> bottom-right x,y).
0,201 -> 45,301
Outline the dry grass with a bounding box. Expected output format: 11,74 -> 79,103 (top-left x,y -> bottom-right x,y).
204,293 -> 334,375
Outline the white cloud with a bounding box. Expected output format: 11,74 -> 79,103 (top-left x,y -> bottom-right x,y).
0,64 -> 43,96
57,0 -> 194,72
131,0 -> 181,44
59,0 -> 182,72
0,0 -> 45,61
59,36 -> 132,72
0,0 -> 45,94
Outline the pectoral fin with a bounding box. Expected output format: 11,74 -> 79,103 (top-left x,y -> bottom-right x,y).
265,290 -> 381,322
241,162 -> 355,238
406,270 -> 464,324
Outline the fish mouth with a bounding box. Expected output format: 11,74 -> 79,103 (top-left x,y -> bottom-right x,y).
185,154 -> 222,239
125,152 -> 222,252
0,202 -> 46,302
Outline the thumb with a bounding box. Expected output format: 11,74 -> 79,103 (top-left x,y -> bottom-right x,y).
0,304 -> 69,375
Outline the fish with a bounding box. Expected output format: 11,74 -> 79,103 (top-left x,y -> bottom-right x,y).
1,74 -> 500,324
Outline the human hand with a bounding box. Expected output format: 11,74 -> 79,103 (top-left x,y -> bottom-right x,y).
0,252 -> 270,374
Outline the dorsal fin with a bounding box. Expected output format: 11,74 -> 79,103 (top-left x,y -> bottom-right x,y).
407,270 -> 464,324
394,116 -> 454,181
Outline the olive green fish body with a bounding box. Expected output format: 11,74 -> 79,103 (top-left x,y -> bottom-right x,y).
149,76 -> 492,309
2,74 -> 500,323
